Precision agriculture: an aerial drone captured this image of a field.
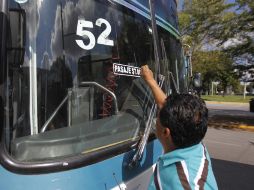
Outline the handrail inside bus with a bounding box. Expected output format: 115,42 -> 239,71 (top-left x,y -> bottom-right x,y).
40,82 -> 119,133
40,94 -> 69,133
80,81 -> 119,115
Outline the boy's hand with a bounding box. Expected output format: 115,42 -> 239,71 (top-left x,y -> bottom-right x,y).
141,65 -> 154,83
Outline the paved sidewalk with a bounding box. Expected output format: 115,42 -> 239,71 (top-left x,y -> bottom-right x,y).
206,101 -> 254,132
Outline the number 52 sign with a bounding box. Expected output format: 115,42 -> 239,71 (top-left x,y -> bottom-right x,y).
76,18 -> 114,50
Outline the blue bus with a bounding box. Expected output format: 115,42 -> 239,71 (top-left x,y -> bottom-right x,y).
0,0 -> 187,189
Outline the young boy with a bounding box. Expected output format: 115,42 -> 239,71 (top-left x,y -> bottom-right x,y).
141,65 -> 218,190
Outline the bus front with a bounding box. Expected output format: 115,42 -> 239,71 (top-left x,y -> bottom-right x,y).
0,0 -> 184,189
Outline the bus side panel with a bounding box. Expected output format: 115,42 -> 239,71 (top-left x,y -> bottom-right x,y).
0,140 -> 162,190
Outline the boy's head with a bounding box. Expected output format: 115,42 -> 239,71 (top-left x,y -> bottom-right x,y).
156,94 -> 208,151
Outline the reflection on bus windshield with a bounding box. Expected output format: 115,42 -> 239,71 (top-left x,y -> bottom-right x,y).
6,0 -> 184,163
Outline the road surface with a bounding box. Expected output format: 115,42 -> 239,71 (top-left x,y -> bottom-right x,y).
204,102 -> 254,190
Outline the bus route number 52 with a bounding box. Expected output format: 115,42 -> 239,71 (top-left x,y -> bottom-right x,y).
76,18 -> 114,50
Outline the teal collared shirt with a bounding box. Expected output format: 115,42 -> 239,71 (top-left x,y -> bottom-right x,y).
148,143 -> 218,190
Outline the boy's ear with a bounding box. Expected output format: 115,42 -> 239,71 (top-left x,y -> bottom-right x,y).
163,128 -> 171,138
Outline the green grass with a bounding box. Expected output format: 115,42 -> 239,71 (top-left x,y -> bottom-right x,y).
201,95 -> 254,103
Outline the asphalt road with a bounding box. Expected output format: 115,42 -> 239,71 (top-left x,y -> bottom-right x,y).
204,102 -> 254,190
206,101 -> 250,112
204,128 -> 254,165
211,158 -> 254,190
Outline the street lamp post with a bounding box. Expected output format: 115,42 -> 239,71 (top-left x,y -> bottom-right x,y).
211,82 -> 214,96
212,81 -> 219,96
244,82 -> 247,99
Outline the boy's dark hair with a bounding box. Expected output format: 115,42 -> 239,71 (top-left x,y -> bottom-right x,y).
159,94 -> 208,148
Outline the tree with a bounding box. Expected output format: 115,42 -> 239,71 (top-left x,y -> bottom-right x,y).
215,0 -> 254,57
179,0 -> 254,58
192,50 -> 238,95
178,0 -> 253,94
179,0 -> 234,51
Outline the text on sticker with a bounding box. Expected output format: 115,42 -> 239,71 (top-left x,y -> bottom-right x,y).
113,63 -> 141,77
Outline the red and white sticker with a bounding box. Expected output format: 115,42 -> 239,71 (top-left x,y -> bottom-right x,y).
113,63 -> 141,77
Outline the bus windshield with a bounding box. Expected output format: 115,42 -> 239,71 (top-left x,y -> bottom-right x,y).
6,0 -> 157,162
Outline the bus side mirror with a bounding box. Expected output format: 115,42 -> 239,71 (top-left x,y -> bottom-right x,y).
193,72 -> 202,88
7,8 -> 26,66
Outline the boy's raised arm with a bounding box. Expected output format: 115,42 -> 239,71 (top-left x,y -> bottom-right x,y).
140,65 -> 167,109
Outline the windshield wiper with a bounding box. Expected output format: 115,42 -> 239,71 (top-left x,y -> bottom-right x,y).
129,75 -> 165,167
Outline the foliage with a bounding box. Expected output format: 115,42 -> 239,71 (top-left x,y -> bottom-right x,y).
179,0 -> 235,51
179,0 -> 254,94
179,0 -> 254,57
192,50 -> 238,94
217,0 -> 254,57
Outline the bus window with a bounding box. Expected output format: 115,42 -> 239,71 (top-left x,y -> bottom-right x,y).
5,0 -> 155,162
158,26 -> 187,94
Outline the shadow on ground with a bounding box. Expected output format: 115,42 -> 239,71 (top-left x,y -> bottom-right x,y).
212,158 -> 254,190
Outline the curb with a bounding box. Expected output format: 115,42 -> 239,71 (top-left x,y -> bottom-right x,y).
238,125 -> 254,132
205,101 -> 249,105
209,124 -> 254,132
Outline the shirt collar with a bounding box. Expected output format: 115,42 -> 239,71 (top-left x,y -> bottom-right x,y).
158,143 -> 202,166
